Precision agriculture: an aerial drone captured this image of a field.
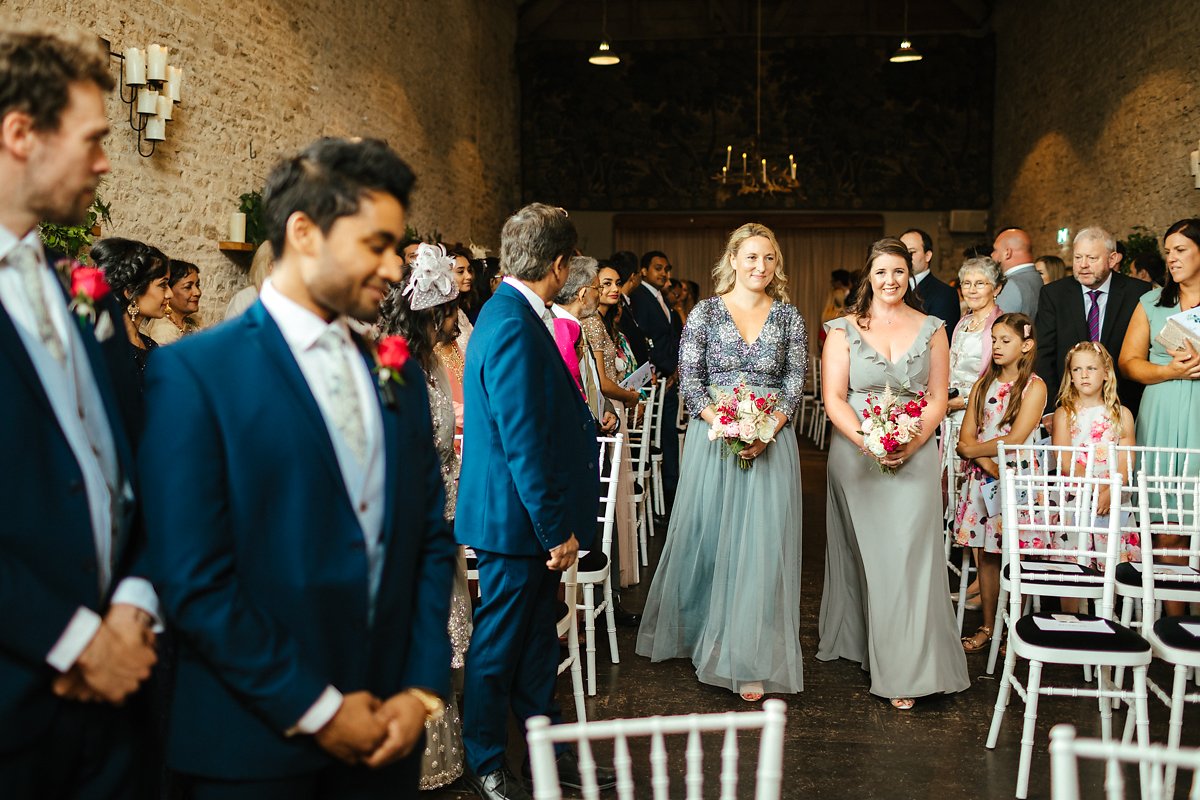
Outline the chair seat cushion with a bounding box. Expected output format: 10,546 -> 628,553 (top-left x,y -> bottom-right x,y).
1003,561 -> 1102,586
1014,613 -> 1150,653
1116,562 -> 1200,593
1153,615 -> 1200,652
578,550 -> 609,574
650,445 -> 662,456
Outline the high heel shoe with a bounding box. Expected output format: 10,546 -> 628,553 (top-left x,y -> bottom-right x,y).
738,681 -> 764,702
890,698 -> 915,710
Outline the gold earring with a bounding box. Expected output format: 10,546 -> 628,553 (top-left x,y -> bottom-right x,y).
127,301 -> 139,322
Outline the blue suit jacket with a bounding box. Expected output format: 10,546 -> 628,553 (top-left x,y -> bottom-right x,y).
139,301 -> 456,779
456,282 -> 599,556
0,255 -> 142,753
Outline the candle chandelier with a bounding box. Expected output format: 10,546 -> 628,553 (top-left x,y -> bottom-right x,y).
711,0 -> 803,199
106,40 -> 184,157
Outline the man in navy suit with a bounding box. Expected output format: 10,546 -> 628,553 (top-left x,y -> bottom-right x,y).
629,250 -> 681,506
0,30 -> 160,799
901,228 -> 961,338
140,138 -> 456,798
457,204 -> 611,800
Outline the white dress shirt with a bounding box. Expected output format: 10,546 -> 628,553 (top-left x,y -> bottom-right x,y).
259,280 -> 386,734
0,224 -> 158,672
912,269 -> 931,289
502,275 -> 553,322
1080,272 -> 1113,327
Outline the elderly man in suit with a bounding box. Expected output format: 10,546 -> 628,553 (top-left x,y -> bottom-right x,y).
1035,226 -> 1151,414
993,227 -> 1043,317
901,228 -> 961,337
140,138 -> 456,799
0,30 -> 160,799
458,204 -> 614,800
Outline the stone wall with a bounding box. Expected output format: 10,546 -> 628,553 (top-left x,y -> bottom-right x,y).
993,0 -> 1198,256
1,0 -> 520,315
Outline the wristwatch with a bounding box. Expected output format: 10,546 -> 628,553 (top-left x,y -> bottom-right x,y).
405,688 -> 445,723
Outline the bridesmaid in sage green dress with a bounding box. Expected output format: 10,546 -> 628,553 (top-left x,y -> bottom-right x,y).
818,237 -> 970,710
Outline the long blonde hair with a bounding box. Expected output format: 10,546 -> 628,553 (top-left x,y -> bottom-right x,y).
1056,340 -> 1123,439
711,223 -> 789,301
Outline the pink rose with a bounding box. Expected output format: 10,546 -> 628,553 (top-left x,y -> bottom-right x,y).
377,336 -> 410,370
70,266 -> 110,302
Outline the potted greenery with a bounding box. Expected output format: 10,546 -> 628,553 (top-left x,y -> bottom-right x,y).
39,192 -> 112,261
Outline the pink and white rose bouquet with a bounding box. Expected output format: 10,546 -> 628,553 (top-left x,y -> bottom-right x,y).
858,384 -> 928,475
707,383 -> 778,469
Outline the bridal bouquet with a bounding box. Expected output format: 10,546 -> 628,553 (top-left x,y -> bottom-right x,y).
707,383 -> 778,469
858,384 -> 928,475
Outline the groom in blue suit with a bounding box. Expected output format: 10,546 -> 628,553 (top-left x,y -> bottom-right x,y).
457,204 -> 611,800
140,138 -> 456,798
0,31 -> 160,799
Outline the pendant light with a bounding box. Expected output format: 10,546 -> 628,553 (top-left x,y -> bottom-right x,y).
588,0 -> 620,65
889,0 -> 923,63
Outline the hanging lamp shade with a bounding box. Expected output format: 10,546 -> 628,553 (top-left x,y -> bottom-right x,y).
589,39 -> 619,66
889,39 -> 923,63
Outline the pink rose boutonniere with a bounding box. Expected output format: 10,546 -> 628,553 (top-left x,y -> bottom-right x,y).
375,335 -> 409,407
58,261 -> 116,341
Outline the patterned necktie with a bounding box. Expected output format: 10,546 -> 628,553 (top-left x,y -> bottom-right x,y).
1086,290 -> 1102,342
541,305 -> 556,335
316,328 -> 367,464
9,244 -> 65,364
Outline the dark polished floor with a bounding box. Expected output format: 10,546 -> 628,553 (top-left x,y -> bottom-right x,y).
432,435 -> 1198,799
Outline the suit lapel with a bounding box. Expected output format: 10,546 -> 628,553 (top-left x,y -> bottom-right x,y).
350,334 -> 402,545
496,284 -> 590,411
246,302 -> 346,485
0,303 -> 56,416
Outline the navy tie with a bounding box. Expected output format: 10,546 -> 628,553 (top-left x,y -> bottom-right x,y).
1086,290 -> 1102,342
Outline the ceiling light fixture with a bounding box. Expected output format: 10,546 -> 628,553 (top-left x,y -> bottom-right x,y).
889,0 -> 923,63
588,0 -> 620,65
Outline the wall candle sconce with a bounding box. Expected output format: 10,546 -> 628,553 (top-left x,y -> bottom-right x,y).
1190,140 -> 1199,189
104,39 -> 183,156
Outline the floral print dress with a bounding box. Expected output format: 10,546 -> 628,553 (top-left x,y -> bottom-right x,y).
954,374 -> 1044,553
1069,405 -> 1140,562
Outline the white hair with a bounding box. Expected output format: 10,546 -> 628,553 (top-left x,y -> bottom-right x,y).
1073,226 -> 1116,253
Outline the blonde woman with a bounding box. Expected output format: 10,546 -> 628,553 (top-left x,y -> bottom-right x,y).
636,223 -> 808,701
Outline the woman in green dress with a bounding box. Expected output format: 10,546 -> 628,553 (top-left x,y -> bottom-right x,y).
1118,218 -> 1200,615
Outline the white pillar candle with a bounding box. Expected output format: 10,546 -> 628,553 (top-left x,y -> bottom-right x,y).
156,94 -> 172,121
136,89 -> 159,115
741,152 -> 747,174
167,66 -> 183,102
790,162 -> 797,181
725,145 -> 732,172
761,158 -> 767,184
124,47 -> 146,85
146,44 -> 168,81
721,166 -> 727,184
229,212 -> 247,243
145,115 -> 166,141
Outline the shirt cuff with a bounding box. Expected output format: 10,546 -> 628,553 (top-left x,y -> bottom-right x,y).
110,577 -> 164,633
45,607 -> 103,672
286,685 -> 343,736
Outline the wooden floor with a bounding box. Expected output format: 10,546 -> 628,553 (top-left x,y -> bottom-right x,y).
431,435 -> 1198,799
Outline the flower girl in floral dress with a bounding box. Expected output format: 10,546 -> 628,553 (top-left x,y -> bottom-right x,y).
954,313 -> 1047,654
1050,341 -> 1137,561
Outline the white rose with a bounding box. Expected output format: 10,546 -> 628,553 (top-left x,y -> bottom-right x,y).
867,438 -> 886,457
738,420 -> 756,441
738,398 -> 754,416
757,422 -> 776,442
861,417 -> 874,434
708,424 -> 721,441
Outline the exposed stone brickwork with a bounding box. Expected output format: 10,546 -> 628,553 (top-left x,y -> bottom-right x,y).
2,0 -> 519,317
993,0 -> 1198,255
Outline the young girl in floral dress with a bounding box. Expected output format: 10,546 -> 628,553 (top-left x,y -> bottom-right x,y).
1051,341 -> 1138,560
954,313 -> 1047,653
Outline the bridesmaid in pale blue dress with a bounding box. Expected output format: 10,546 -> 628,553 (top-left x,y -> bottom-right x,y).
636,223 -> 807,702
818,237 -> 969,710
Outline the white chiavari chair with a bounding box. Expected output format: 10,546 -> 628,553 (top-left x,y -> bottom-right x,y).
985,467 -> 1152,800
525,699 -> 787,800
558,561 -> 587,723
941,414 -> 975,633
1050,724 -> 1200,800
649,378 -> 668,518
986,443 -> 1098,675
625,381 -> 658,563
1126,469 -> 1200,797
574,434 -> 624,696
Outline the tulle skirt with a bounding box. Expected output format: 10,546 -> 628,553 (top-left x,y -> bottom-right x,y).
636,406 -> 804,694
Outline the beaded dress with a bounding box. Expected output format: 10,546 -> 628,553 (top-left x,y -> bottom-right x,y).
636,297 -> 808,694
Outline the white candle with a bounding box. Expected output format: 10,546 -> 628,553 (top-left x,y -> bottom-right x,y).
721,166 -> 727,184
146,44 -> 168,81
229,212 -> 247,243
761,158 -> 767,183
136,89 -> 159,115
741,152 -> 747,174
145,115 -> 166,141
790,162 -> 797,181
167,66 -> 183,102
156,94 -> 172,121
1192,147 -> 1200,188
725,145 -> 732,172
123,47 -> 145,85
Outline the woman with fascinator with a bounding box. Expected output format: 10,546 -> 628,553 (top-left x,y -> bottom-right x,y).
378,242 -> 472,791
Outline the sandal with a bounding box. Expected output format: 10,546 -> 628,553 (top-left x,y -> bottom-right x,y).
739,681 -> 764,702
961,625 -> 993,653
890,698 -> 915,710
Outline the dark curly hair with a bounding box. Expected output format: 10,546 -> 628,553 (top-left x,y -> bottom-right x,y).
378,283 -> 459,375
90,238 -> 169,303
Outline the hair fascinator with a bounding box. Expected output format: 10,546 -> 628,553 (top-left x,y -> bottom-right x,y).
403,243 -> 459,310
